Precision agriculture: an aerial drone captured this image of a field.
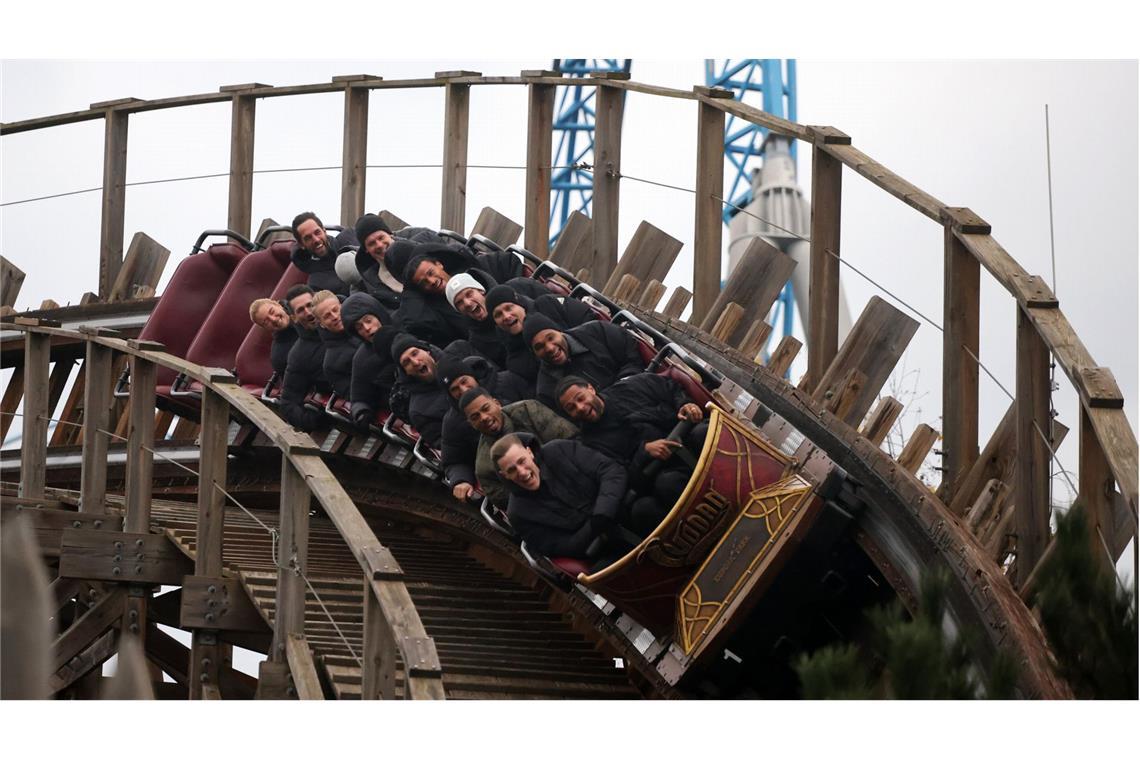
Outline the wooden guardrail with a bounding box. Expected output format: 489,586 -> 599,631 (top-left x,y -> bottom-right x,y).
3,69 -> 1134,591
7,318 -> 444,700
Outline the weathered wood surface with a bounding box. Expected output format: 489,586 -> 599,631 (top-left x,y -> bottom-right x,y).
692,100 -> 726,322
708,303 -> 745,344
469,207 -> 523,248
108,232 -> 170,303
1015,305 -> 1053,582
592,84 -> 624,288
767,335 -> 802,378
699,236 -> 796,346
340,84 -> 369,226
98,108 -> 129,298
737,320 -> 773,360
548,211 -> 594,275
20,330 -> 50,498
661,287 -> 692,320
58,530 -> 193,585
805,129 -> 845,392
524,81 -> 555,257
603,221 -> 683,297
859,396 -> 904,448
226,91 -> 257,239
897,423 -> 940,474
441,82 -> 470,232
286,634 -> 325,700
1,255 -> 25,308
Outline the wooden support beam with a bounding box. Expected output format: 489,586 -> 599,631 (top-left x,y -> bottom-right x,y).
1015,305 -> 1053,581
825,368 -> 868,425
1,255 -> 26,307
272,455 -> 310,662
966,479 -> 1011,539
80,342 -> 113,513
1079,406 -> 1117,572
109,232 -> 170,302
549,211 -> 594,275
603,220 -> 683,297
692,100 -> 726,323
20,330 -> 50,498
0,365 -> 24,443
699,237 -> 797,346
737,320 -> 773,361
805,128 -> 846,392
179,577 -> 266,633
285,634 -> 325,700
440,81 -> 471,232
662,287 -> 692,320
341,84 -> 369,226
591,84 -> 624,288
611,274 -> 642,303
50,362 -> 87,447
858,396 -> 904,447
362,584 -> 396,700
709,303 -> 745,343
940,210 -> 981,504
898,423 -> 940,474
98,109 -> 130,299
638,279 -> 667,310
59,530 -> 193,585
226,91 -> 257,238
46,359 -> 74,425
469,207 -> 523,248
812,296 -> 920,429
767,335 -> 802,379
124,355 -> 156,532
195,389 -> 228,576
524,81 -> 555,257
52,587 -> 125,674
51,629 -> 118,695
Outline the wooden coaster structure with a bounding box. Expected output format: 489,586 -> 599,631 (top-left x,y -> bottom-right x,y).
2,70 -> 1136,699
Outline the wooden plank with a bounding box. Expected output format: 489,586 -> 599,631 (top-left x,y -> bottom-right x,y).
1078,406 -> 1116,570
941,217 -> 981,503
858,396 -> 903,447
379,210 -> 409,232
897,423 -> 939,474
80,342 -> 113,512
638,279 -> 667,310
709,303 -> 745,343
153,409 -> 175,439
524,82 -> 555,257
196,389 -> 228,576
805,135 -> 843,392
699,236 -> 797,346
15,507 -> 123,556
227,93 -> 257,238
692,100 -> 726,323
370,579 -> 445,700
285,634 -> 325,700
821,143 -> 947,223
124,356 -> 156,531
179,576 -> 266,632
548,211 -> 594,275
737,320 -> 773,360
661,287 -> 692,320
1075,366 -> 1125,409
46,358 -> 74,425
812,296 -> 920,428
58,530 -> 193,585
0,364 -> 23,442
361,586 -> 396,700
766,335 -> 801,378
603,220 -> 684,297
1086,406 -> 1138,537
271,456 -> 310,662
591,83 -> 624,288
108,232 -> 170,302
826,368 -> 868,425
340,84 -> 369,226
609,274 -> 641,304
949,403 -> 1016,518
469,207 -> 523,248
52,587 -> 125,673
98,109 -> 129,299
170,416 -> 199,441
966,479 -> 1011,537
50,629 -> 118,695
440,82 -> 470,232
39,299 -> 60,310
19,331 -> 50,498
956,232 -> 1058,308
0,255 -> 25,308
1015,305 -> 1053,582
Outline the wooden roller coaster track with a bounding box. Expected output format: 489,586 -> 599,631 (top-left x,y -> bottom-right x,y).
1,70 -> 1135,700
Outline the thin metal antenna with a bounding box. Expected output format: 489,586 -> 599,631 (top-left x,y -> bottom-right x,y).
1045,104 -> 1058,295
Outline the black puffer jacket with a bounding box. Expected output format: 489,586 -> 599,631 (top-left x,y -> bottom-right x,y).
280,325 -> 330,432
505,437 -> 628,559
270,325 -> 299,376
460,269 -> 550,367
535,320 -> 645,409
438,353 -> 534,489
319,325 -> 361,398
349,326 -> 399,426
391,343 -> 450,448
350,227 -> 445,309
499,293 -> 599,382
289,228 -> 359,296
577,373 -> 689,467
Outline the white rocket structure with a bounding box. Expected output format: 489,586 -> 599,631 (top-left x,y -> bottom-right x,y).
725,134 -> 852,348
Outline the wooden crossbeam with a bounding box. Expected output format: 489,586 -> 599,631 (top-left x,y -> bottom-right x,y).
52,587 -> 126,674
285,634 -> 325,700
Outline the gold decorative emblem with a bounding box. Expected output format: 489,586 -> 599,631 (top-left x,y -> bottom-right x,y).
637,491 -> 733,568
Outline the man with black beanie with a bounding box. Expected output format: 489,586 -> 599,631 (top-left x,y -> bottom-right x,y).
484,284 -> 600,382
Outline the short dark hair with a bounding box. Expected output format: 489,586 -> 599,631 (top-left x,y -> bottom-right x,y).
283,284 -> 315,311
458,386 -> 495,413
291,211 -> 323,238
490,433 -> 525,469
554,375 -> 593,404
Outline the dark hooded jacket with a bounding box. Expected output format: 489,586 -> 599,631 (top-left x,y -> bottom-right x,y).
458,269 -> 549,368
390,337 -> 451,448
437,353 -> 535,489
319,327 -> 361,398
289,228 -> 359,297
533,320 -> 646,409
505,437 -> 627,559
386,242 -> 528,350
351,226 -> 447,309
280,324 -> 330,432
341,294 -> 399,425
574,373 -> 690,469
270,325 -> 299,376
490,291 -> 600,382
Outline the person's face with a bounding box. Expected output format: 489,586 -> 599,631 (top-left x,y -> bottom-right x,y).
448,374 -> 478,401
492,302 -> 526,335
296,219 -> 329,257
558,383 -> 603,423
455,288 -> 488,321
464,395 -> 503,436
411,260 -> 449,295
399,347 -> 436,381
288,292 -> 317,329
497,444 -> 540,491
314,299 -> 343,332
531,328 -> 568,365
254,301 -> 290,332
363,229 -> 394,262
355,313 -> 382,341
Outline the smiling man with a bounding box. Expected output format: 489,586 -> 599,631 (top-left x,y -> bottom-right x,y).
278,284 -> 331,432
522,314 -> 646,409
290,211 -> 357,296
249,297 -> 298,376
388,333 -> 451,447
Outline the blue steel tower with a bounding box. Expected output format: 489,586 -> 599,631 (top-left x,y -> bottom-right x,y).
705,59 -> 802,353
548,59 -> 632,246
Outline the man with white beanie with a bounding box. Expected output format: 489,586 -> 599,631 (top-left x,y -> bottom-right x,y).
445,268 -> 549,368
